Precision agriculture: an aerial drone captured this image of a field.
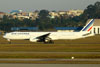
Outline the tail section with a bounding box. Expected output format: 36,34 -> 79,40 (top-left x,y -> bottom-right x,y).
81,19 -> 94,32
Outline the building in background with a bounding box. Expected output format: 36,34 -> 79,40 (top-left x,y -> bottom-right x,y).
87,19 -> 100,34
66,10 -> 84,17
10,10 -> 39,20
49,10 -> 84,19
7,9 -> 84,20
49,12 -> 60,18
0,12 -> 6,18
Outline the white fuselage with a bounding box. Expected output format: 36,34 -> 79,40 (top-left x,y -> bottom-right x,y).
3,31 -> 93,41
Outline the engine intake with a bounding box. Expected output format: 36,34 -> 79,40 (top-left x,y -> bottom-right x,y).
30,38 -> 39,42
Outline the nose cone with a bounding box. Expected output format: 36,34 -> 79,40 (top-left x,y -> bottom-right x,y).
3,35 -> 6,38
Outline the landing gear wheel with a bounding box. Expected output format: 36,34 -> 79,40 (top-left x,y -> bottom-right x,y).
7,39 -> 11,44
44,37 -> 54,44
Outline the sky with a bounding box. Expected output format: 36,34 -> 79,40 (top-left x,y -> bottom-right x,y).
0,0 -> 99,13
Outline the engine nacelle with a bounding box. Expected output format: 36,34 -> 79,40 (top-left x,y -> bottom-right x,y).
29,38 -> 39,42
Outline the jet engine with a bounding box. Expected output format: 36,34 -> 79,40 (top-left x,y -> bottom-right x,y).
29,38 -> 39,42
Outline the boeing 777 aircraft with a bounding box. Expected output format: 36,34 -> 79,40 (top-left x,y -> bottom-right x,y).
3,19 -> 94,43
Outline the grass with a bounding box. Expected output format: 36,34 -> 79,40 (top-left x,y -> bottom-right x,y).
0,43 -> 100,52
0,53 -> 100,59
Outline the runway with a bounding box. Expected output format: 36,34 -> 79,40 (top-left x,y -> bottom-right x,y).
0,58 -> 100,62
1,43 -> 100,44
0,64 -> 100,67
0,52 -> 100,54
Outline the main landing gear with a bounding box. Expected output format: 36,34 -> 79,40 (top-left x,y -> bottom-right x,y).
44,37 -> 54,44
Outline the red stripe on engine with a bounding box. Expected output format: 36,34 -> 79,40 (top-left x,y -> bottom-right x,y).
88,26 -> 93,31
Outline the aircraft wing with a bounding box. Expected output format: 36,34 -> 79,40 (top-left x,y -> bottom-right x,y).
30,33 -> 53,43
36,33 -> 51,40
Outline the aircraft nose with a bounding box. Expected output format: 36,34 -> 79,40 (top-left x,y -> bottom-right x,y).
3,35 -> 6,38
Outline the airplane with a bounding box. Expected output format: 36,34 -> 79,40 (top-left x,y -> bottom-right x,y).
3,19 -> 95,43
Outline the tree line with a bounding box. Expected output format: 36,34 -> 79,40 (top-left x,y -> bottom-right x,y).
0,1 -> 100,31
